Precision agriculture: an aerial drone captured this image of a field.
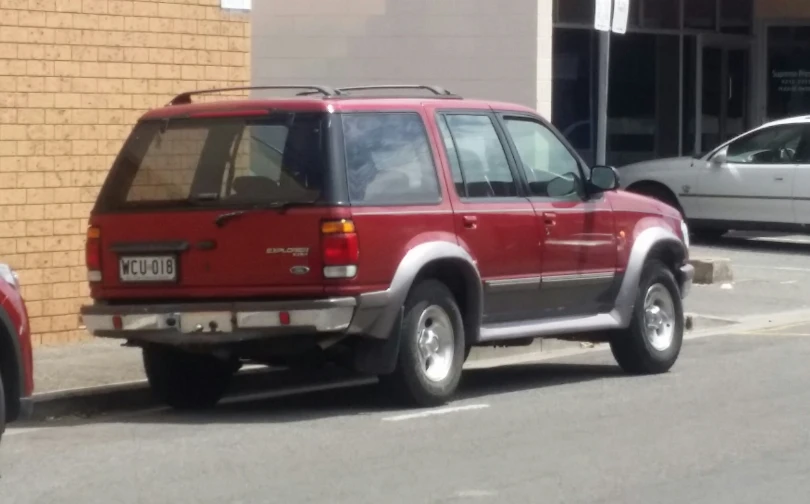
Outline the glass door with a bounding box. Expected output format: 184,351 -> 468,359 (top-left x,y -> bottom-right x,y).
696,37 -> 751,155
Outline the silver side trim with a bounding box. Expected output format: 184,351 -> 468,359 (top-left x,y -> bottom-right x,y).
485,277 -> 542,293
541,272 -> 615,288
479,313 -> 622,342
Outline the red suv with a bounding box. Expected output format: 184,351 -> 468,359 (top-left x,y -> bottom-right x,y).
0,263 -> 34,441
81,84 -> 693,409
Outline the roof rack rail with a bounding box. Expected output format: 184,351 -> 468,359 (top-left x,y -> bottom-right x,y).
168,85 -> 339,105
335,85 -> 460,98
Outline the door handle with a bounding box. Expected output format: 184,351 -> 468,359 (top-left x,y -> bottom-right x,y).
543,212 -> 557,226
462,215 -> 478,229
774,176 -> 785,182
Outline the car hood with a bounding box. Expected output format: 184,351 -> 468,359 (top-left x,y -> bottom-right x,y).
618,156 -> 696,178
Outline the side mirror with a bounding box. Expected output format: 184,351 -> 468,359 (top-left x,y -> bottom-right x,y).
710,147 -> 728,168
588,165 -> 620,192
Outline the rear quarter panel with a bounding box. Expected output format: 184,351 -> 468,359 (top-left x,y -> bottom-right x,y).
1,282 -> 33,398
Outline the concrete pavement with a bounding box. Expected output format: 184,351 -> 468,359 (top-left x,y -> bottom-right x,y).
4,321 -> 810,503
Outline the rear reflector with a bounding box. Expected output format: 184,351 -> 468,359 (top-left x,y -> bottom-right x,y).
86,225 -> 102,282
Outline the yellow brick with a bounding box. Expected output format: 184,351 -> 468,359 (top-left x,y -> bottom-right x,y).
44,45 -> 72,61
70,266 -> 86,282
43,204 -> 72,219
0,206 -> 16,222
18,45 -> 45,60
108,0 -> 134,16
82,0 -> 108,14
18,109 -> 45,125
0,142 -> 17,156
55,187 -> 81,203
0,126 -> 27,141
0,189 -> 25,205
30,316 -> 52,333
18,77 -> 45,92
45,141 -> 72,156
26,189 -> 54,204
0,221 -> 26,238
27,156 -> 55,172
26,125 -> 54,141
45,13 -> 73,28
55,125 -> 81,141
51,315 -> 78,331
17,173 -> 45,189
52,283 -> 79,300
0,173 -> 16,188
17,269 -> 44,286
48,267 -> 74,283
53,219 -> 81,236
54,0 -> 82,12
99,15 -> 124,31
25,301 -> 43,317
16,142 -> 44,157
17,236 -> 45,254
18,11 -> 47,27
71,46 -> 99,62
30,0 -> 57,11
18,205 -> 44,221
52,251 -> 80,267
0,27 -> 29,43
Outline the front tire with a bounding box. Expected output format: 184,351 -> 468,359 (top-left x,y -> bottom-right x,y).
610,260 -> 684,374
381,279 -> 465,407
143,345 -> 234,410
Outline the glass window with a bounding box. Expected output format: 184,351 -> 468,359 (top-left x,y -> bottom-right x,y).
98,113 -> 327,211
437,116 -> 465,196
720,0 -> 752,34
767,26 -> 810,122
641,0 -> 680,30
685,0 -> 716,30
342,113 -> 440,205
726,124 -> 806,164
504,118 -> 583,198
442,115 -> 518,198
557,0 -> 594,24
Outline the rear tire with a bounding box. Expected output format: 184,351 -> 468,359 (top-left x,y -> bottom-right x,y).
380,279 -> 465,407
143,345 -> 234,410
610,260 -> 684,374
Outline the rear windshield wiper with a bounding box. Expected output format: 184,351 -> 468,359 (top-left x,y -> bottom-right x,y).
214,200 -> 319,228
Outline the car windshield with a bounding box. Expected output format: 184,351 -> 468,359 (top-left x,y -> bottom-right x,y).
95,112 -> 327,212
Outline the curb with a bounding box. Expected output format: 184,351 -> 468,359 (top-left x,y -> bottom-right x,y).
690,257 -> 733,284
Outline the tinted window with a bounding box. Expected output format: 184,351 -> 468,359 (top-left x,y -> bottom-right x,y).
96,113 -> 326,211
505,118 -> 583,198
342,113 -> 440,205
442,114 -> 518,198
726,124 -> 808,164
437,116 -> 465,195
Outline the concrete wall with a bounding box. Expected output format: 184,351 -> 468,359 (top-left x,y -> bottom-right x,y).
0,0 -> 250,345
252,0 -> 553,116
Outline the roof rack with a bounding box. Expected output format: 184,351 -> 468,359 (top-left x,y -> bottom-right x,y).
168,85 -> 339,105
335,85 -> 460,98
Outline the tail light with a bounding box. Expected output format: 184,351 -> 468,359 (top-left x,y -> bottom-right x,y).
86,225 -> 102,282
321,219 -> 359,279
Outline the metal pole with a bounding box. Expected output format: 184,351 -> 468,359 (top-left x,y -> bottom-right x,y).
596,30 -> 611,166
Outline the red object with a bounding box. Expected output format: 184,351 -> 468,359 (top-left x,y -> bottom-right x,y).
86,94 -> 681,303
0,266 -> 34,432
279,312 -> 290,326
112,315 -> 123,330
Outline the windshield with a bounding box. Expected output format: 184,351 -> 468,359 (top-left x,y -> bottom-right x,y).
95,112 -> 327,212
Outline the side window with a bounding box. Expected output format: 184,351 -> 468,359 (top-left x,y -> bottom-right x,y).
442,114 -> 518,198
437,116 -> 465,195
726,124 -> 806,165
343,113 -> 440,205
504,117 -> 582,198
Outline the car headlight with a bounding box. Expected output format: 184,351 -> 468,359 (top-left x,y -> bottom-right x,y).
0,263 -> 20,290
680,220 -> 690,249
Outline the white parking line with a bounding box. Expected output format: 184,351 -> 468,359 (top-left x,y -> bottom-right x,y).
736,264 -> 810,273
382,404 -> 490,422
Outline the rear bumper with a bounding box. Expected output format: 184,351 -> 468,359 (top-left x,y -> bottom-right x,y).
80,296 -> 389,345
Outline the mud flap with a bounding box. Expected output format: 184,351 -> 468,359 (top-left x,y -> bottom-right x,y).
352,308 -> 403,375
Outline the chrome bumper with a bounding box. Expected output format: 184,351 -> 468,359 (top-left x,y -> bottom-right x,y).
81,298 -> 358,345
679,263 -> 695,298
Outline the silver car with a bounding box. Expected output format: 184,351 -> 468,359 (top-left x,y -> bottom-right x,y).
617,116 -> 810,239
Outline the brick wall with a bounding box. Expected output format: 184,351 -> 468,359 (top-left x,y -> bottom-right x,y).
0,0 -> 250,345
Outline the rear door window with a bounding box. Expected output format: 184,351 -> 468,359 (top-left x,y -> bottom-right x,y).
96,112 -> 327,211
342,112 -> 440,205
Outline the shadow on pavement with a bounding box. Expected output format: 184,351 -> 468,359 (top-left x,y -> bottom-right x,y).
93,361 -> 626,427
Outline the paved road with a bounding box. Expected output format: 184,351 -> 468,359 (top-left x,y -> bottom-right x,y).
4,324 -> 810,503
687,232 -> 810,320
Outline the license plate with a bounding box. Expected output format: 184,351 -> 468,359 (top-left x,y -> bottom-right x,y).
119,256 -> 177,283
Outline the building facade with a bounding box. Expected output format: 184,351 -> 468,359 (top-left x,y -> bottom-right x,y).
0,0 -> 250,345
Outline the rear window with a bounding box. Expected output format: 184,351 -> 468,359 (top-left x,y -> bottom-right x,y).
96,112 -> 327,211
342,112 -> 440,205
